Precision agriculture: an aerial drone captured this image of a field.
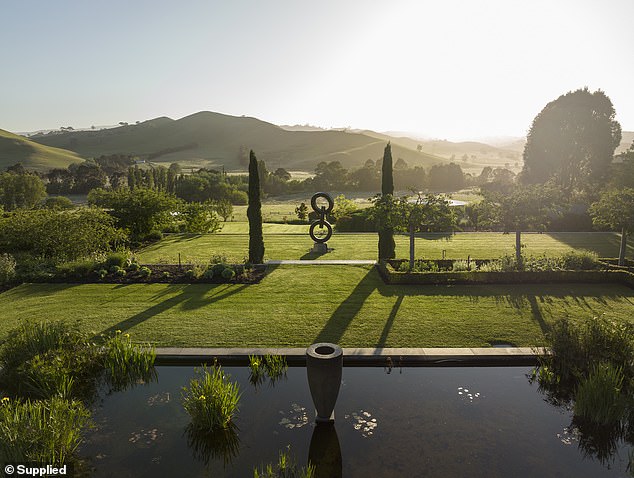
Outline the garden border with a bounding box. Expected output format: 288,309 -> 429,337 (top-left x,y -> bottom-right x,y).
377,263 -> 634,288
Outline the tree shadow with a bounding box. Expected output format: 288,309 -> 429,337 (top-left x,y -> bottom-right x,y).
314,270 -> 379,344
377,294 -> 404,347
543,232 -> 633,260
315,267 -> 634,346
97,283 -> 249,337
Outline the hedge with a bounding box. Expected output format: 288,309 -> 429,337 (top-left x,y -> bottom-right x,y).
378,263 -> 634,288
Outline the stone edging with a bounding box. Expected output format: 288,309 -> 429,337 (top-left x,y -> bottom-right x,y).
154,347 -> 545,366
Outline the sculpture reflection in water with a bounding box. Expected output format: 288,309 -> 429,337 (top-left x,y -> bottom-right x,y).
308,423 -> 342,478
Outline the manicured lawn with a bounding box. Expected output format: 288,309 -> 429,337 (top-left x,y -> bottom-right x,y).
137,229 -> 632,263
1,265 -> 632,348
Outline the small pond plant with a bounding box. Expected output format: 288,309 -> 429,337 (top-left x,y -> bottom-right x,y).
248,355 -> 288,387
0,396 -> 90,465
182,364 -> 241,430
532,314 -> 634,466
253,447 -> 315,478
103,330 -> 156,390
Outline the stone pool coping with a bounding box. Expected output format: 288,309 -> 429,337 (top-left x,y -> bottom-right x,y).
154,347 -> 545,366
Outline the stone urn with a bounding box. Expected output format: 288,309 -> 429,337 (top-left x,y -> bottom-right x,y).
306,343 -> 343,423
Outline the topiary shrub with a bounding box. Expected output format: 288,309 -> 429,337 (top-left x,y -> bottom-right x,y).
202,268 -> 214,281
138,266 -> 152,278
221,268 -> 235,280
161,271 -> 171,280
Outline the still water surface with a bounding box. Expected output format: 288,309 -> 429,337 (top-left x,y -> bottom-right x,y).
80,366 -> 631,477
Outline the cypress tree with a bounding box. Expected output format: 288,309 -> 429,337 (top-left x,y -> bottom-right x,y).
248,150 -> 265,263
381,142 -> 394,195
378,142 -> 396,261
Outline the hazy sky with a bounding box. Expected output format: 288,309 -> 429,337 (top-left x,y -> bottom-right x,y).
2,0 -> 633,140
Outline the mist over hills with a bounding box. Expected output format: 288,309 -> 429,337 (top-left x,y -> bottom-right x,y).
4,111 -> 632,174
27,112 -> 446,172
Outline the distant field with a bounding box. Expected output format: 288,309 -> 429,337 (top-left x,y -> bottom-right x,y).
137,229 -> 632,264
1,266 -> 632,348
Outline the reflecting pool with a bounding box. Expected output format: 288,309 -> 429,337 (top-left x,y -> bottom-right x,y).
80,366 -> 632,477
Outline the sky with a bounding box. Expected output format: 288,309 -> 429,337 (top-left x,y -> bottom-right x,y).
2,0 -> 633,140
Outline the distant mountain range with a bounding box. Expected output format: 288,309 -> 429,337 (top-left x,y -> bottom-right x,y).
2,111 -> 632,174
26,112 -> 446,173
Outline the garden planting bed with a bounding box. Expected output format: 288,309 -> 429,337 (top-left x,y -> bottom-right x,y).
379,261 -> 634,288
36,264 -> 267,285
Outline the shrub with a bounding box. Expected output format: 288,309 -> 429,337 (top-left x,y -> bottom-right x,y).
0,253 -> 17,283
202,268 -> 215,281
103,252 -> 128,269
0,397 -> 90,465
127,262 -> 140,272
108,265 -> 122,274
185,264 -> 205,281
142,230 -> 163,243
560,250 -> 599,270
452,259 -> 472,272
221,268 -> 235,280
161,271 -> 171,280
114,269 -> 126,278
0,208 -> 125,263
139,266 -> 152,278
0,321 -> 83,371
182,365 -> 241,431
97,269 -> 108,280
211,263 -> 228,276
210,254 -> 229,264
56,260 -> 96,280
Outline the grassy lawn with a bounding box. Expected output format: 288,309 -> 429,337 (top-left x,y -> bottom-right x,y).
1,265 -> 632,348
137,229 -> 632,263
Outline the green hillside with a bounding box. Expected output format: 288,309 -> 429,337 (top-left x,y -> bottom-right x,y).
0,129 -> 84,172
29,111 -> 447,172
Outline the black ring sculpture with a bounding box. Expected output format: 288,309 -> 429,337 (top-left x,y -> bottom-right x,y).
309,192 -> 334,244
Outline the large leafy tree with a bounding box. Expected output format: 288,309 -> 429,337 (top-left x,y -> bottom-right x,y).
590,188 -> 634,265
0,172 -> 46,210
521,88 -> 621,194
247,150 -> 264,264
485,185 -> 563,268
401,194 -> 454,269
88,187 -> 179,239
378,143 -> 396,261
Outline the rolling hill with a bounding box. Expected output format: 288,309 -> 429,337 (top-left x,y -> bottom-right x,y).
28,112 -> 447,172
0,129 -> 84,172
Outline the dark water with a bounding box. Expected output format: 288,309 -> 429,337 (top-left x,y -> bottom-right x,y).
80,366 -> 632,477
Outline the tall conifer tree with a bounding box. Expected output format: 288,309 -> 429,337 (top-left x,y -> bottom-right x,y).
378,143 -> 396,260
248,150 -> 265,263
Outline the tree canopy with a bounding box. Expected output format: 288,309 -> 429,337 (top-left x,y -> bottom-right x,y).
521,88 -> 621,194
